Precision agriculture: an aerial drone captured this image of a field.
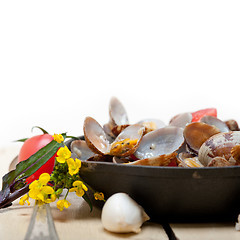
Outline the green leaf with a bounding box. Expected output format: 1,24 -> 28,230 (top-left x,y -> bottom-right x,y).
14,138 -> 29,142
65,135 -> 80,140
31,126 -> 49,134
14,126 -> 49,143
82,193 -> 93,212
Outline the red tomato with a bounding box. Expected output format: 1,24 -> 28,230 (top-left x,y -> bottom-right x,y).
191,108 -> 217,122
18,134 -> 57,184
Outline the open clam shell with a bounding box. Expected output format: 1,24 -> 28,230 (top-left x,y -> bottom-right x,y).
84,116 -> 144,158
198,131 -> 240,166
183,122 -> 220,154
169,112 -> 192,128
84,117 -> 110,155
134,126 -> 184,160
225,119 -> 239,131
111,124 -> 130,136
137,119 -> 166,133
70,140 -> 95,160
200,115 -> 229,132
102,123 -> 116,142
231,145 -> 240,164
109,124 -> 145,157
178,152 -> 196,161
109,97 -> 129,126
128,152 -> 177,166
207,157 -> 232,167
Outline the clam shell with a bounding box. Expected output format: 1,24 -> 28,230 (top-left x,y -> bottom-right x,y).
169,112 -> 192,128
198,131 -> 240,166
183,157 -> 204,168
138,119 -> 166,133
178,152 -> 196,161
112,156 -> 131,164
83,117 -> 110,155
183,122 -> 220,154
200,115 -> 229,132
127,152 -> 177,166
103,123 -> 116,140
111,124 -> 130,136
109,97 -> 129,126
177,152 -> 202,168
134,126 -> 184,160
70,140 -> 95,161
225,119 -> 239,131
84,117 -> 144,157
109,124 -> 145,157
207,157 -> 232,167
114,124 -> 145,142
230,144 -> 240,164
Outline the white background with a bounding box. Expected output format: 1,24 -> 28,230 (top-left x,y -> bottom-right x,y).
0,1 -> 240,148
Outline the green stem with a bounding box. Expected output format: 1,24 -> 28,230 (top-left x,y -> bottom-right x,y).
64,189 -> 69,200
78,176 -> 95,193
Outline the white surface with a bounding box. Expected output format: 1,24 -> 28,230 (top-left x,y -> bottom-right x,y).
0,1 -> 240,148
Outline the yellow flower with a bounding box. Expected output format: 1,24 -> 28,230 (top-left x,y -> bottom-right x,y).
50,193 -> 57,202
53,134 -> 64,143
39,172 -> 51,184
56,146 -> 71,163
19,194 -> 30,206
56,199 -> 71,211
28,173 -> 54,204
69,180 -> 88,197
67,158 -> 81,176
94,192 -> 105,201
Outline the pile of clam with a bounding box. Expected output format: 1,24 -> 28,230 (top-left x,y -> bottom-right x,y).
70,97 -> 240,167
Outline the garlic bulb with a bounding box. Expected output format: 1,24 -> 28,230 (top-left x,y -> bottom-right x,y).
101,192 -> 150,233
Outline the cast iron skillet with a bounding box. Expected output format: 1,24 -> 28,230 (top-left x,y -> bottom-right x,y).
66,137 -> 240,223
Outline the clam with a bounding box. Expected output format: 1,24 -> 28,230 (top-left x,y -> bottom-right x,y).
128,153 -> 178,166
178,152 -> 196,161
200,115 -> 229,132
109,124 -> 145,157
84,117 -> 110,155
137,119 -> 166,134
128,126 -> 184,166
106,97 -> 130,136
109,96 -> 129,126
230,144 -> 240,165
177,152 -> 203,168
207,157 -> 232,167
112,156 -> 131,164
225,119 -> 239,131
103,123 -> 116,141
111,124 -> 130,137
183,157 -> 203,168
70,140 -> 95,160
109,96 -> 129,127
183,122 -> 220,154
83,117 -> 145,158
198,131 -> 240,166
169,112 -> 192,128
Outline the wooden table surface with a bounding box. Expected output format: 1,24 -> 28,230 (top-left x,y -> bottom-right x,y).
0,146 -> 239,240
